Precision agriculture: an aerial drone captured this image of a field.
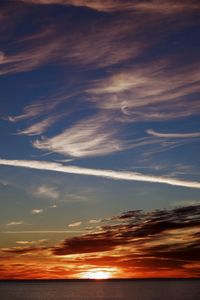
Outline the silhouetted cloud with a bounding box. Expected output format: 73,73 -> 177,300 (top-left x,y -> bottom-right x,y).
1,205 -> 199,278
52,205 -> 200,276
53,205 -> 200,255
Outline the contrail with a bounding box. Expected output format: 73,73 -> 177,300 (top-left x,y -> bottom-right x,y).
0,158 -> 200,189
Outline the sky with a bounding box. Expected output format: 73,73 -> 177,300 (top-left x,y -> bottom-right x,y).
0,0 -> 200,279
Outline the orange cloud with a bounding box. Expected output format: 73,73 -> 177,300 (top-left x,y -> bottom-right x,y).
1,205 -> 199,279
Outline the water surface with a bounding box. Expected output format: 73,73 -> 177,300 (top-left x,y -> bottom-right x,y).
0,280 -> 199,300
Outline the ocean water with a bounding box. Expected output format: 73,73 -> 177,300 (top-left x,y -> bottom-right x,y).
0,280 -> 199,300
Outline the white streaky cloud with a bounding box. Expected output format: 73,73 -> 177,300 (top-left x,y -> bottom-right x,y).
89,219 -> 102,224
34,184 -> 59,199
55,159 -> 74,163
0,38 -> 62,76
68,221 -> 82,227
0,158 -> 200,189
88,63 -> 200,122
172,200 -> 200,207
31,209 -> 44,214
33,114 -> 124,158
64,193 -> 88,203
147,129 -> 200,139
7,92 -> 69,122
0,27 -> 66,76
6,221 -> 24,226
49,204 -> 57,208
0,179 -> 9,186
1,9 -> 142,72
89,66 -> 200,101
17,115 -> 61,136
16,239 -> 47,245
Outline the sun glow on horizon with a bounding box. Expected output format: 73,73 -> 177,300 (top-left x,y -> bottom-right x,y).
82,269 -> 113,280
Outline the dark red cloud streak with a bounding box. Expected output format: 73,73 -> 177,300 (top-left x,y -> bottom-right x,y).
50,205 -> 200,277
0,205 -> 199,278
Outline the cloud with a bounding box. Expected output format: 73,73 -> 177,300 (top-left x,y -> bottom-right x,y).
52,205 -> 200,277
6,221 -> 24,226
172,200 -> 200,207
0,25 -> 64,76
59,18 -> 143,68
1,0 -> 198,82
16,239 -> 47,245
31,209 -> 44,214
89,219 -> 102,224
0,179 -> 9,186
3,230 -> 85,234
1,0 -> 199,79
0,158 -> 200,189
1,245 -> 47,255
131,0 -> 200,14
17,115 -> 61,136
34,184 -> 59,199
53,234 -> 120,255
147,129 -> 200,139
49,204 -> 57,208
7,94 -> 67,122
33,114 -> 125,158
0,5 -> 144,74
88,62 -> 200,122
1,205 -> 200,278
68,221 -> 82,227
20,0 -> 200,14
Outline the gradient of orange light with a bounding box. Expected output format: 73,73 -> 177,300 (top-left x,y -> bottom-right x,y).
80,267 -> 119,279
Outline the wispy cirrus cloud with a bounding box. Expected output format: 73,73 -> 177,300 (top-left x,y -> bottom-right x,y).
20,0 -> 200,14
0,179 -> 9,186
147,129 -> 200,139
88,62 -> 200,122
16,239 -> 48,245
68,221 -> 82,227
0,158 -> 200,189
6,221 -> 24,226
33,184 -> 59,199
7,94 -> 68,122
17,115 -> 62,136
49,204 -> 57,208
31,209 -> 44,214
33,114 -> 125,158
1,245 -> 48,255
89,219 -> 102,224
0,27 -> 64,76
0,5 -> 144,74
1,0 -> 198,80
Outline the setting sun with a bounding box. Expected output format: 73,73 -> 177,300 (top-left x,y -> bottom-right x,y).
82,270 -> 111,280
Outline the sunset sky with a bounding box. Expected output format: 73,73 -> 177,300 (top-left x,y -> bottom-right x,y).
0,0 -> 200,279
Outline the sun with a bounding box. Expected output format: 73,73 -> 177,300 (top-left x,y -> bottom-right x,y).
83,270 -> 111,280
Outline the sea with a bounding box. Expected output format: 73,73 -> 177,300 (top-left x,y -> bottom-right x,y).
0,279 -> 199,300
